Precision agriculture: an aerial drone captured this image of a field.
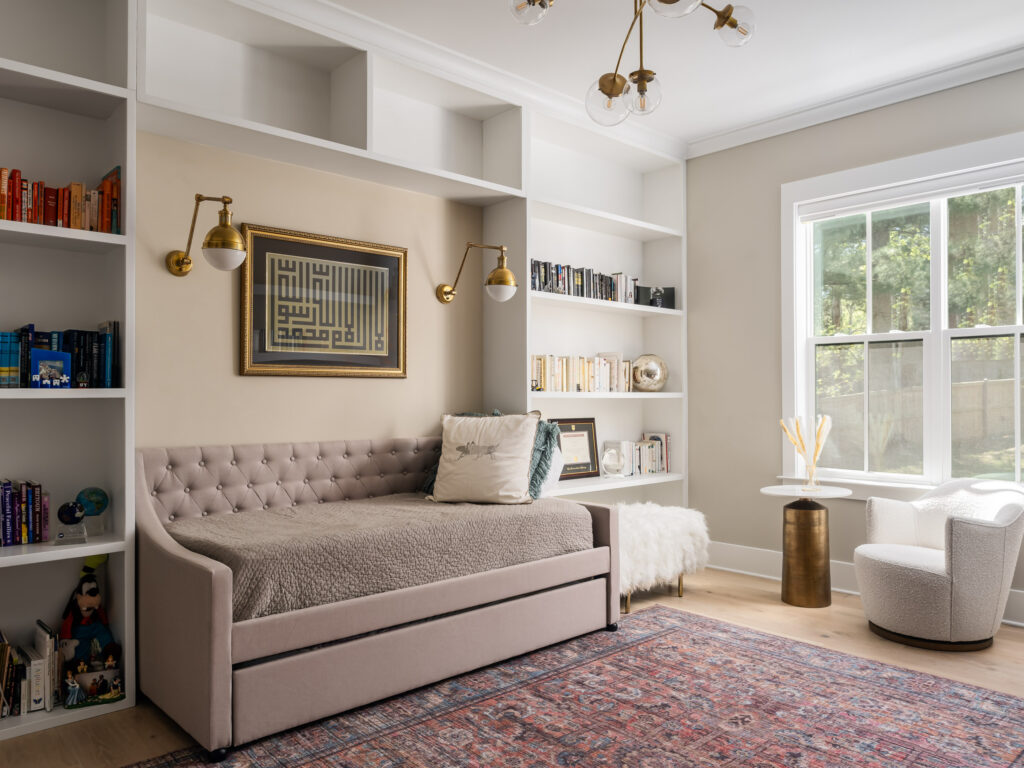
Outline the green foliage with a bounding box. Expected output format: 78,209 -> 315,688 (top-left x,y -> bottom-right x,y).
947,188 -> 1016,328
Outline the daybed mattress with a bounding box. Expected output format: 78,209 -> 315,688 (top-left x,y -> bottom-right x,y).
166,492 -> 594,621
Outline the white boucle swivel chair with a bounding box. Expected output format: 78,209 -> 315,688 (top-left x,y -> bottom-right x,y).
854,479 -> 1024,651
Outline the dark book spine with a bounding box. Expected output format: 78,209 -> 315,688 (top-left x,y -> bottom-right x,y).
0,482 -> 10,546
19,482 -> 29,544
31,483 -> 42,544
43,187 -> 57,226
17,324 -> 32,387
24,484 -> 33,544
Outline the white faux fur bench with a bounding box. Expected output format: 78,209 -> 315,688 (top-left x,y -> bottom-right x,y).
616,501 -> 709,612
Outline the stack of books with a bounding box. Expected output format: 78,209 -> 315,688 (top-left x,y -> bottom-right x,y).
1,480 -> 49,546
604,432 -> 671,476
0,166 -> 121,234
0,321 -> 120,389
531,352 -> 633,393
0,622 -> 59,718
531,259 -> 638,303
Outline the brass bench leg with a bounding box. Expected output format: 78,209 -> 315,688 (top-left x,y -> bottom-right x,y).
624,592 -> 631,614
678,574 -> 684,597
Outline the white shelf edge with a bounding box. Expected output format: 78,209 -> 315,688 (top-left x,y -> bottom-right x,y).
530,291 -> 683,317
0,219 -> 127,250
0,696 -> 134,739
531,197 -> 683,240
549,472 -> 685,497
0,534 -> 127,568
0,389 -> 127,400
529,391 -> 683,400
0,56 -> 130,100
137,96 -> 525,205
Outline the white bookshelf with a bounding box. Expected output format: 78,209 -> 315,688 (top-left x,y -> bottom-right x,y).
484,114 -> 688,504
0,0 -> 135,739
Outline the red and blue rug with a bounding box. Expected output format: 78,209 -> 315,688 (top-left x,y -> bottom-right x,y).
126,605 -> 1024,767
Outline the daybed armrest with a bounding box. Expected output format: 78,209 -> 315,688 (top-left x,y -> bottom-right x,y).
865,496 -> 918,545
136,453 -> 233,751
584,503 -> 620,626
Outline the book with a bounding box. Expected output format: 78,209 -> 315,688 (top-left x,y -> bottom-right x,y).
22,645 -> 46,713
34,621 -> 58,712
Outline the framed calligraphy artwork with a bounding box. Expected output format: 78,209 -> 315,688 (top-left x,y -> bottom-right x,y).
240,224 -> 407,377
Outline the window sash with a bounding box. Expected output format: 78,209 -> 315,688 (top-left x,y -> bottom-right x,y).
795,181 -> 1024,485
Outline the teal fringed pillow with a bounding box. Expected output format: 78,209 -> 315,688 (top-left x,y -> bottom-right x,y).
421,410 -> 558,499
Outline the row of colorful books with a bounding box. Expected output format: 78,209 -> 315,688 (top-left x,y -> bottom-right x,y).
604,433 -> 671,475
1,480 -> 49,546
0,622 -> 60,718
0,167 -> 121,234
0,322 -> 121,388
531,352 -> 634,393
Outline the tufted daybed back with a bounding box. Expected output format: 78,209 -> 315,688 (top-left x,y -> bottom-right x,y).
137,437 -> 441,524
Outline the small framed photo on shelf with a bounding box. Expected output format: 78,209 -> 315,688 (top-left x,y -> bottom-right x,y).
30,349 -> 72,388
240,223 -> 407,378
551,418 -> 600,480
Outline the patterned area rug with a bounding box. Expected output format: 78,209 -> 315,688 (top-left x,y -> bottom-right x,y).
126,605 -> 1024,767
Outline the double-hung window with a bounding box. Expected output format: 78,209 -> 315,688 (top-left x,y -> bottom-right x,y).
782,134 -> 1024,491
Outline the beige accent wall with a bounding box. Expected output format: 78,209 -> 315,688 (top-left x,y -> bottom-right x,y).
687,69 -> 1024,590
136,132 -> 483,447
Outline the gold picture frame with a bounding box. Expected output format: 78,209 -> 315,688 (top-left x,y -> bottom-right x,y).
240,223 -> 407,377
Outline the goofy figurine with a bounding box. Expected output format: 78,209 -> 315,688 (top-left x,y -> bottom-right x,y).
59,555 -> 122,673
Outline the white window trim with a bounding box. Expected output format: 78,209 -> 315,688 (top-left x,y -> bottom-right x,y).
781,130 -> 1024,499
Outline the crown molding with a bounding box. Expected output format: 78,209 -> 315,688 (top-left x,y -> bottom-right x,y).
237,0 -> 688,160
686,44 -> 1024,159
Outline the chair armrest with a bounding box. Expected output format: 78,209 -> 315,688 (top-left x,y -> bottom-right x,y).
945,507 -> 1024,641
136,454 -> 234,751
865,496 -> 918,545
584,503 -> 620,626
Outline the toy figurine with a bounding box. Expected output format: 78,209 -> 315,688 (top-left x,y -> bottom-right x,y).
64,669 -> 87,707
59,555 -> 122,674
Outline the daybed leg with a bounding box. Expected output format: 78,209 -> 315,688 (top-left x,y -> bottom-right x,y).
606,622 -> 619,631
678,573 -> 684,597
207,748 -> 229,763
624,592 -> 631,614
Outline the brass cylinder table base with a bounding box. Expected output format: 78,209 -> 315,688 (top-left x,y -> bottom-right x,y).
782,499 -> 831,608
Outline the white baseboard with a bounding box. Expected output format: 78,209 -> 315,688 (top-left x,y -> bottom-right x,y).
708,540 -> 1024,628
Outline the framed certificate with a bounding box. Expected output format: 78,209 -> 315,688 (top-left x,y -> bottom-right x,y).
551,417 -> 600,480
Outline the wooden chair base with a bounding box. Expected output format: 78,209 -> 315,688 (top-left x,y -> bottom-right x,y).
868,621 -> 993,652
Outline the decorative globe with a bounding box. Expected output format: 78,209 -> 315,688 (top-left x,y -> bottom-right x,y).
632,354 -> 669,392
76,487 -> 110,517
58,501 -> 86,526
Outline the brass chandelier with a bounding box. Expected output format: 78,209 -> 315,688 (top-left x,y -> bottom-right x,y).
510,0 -> 755,127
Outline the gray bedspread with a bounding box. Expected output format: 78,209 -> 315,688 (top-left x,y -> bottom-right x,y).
166,493 -> 594,622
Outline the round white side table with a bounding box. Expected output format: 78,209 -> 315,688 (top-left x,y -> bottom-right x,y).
760,485 -> 852,608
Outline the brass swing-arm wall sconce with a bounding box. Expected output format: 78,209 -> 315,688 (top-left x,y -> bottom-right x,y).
511,0 -> 755,127
436,242 -> 518,304
165,193 -> 246,276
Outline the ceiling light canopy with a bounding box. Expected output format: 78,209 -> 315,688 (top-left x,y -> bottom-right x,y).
513,0 -> 756,127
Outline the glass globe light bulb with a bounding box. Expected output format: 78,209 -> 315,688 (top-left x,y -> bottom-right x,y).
718,5 -> 755,47
585,78 -> 630,127
485,283 -> 517,302
648,0 -> 702,18
509,0 -> 549,26
628,74 -> 662,116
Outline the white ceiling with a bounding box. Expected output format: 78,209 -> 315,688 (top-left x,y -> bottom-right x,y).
326,0 -> 1024,153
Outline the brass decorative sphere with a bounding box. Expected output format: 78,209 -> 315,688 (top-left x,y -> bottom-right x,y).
632,354 -> 668,392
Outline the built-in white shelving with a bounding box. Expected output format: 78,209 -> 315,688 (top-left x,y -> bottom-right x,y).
550,472 -> 686,498
531,291 -> 683,318
530,391 -> 684,400
0,0 -> 135,740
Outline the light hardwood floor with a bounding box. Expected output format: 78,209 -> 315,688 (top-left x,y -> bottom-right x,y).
6,568 -> 1024,768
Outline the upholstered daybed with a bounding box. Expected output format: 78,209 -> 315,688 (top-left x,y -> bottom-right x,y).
136,437 -> 619,758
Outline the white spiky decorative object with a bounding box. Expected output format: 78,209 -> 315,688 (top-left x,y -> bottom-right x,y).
780,415 -> 832,490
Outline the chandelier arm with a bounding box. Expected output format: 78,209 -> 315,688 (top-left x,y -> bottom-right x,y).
637,0 -> 644,71
613,0 -> 647,80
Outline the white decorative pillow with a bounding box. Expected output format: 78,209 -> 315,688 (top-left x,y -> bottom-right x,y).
432,413 -> 539,504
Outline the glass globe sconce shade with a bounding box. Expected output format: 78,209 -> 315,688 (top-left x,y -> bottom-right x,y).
648,0 -> 702,18
627,70 -> 662,115
716,4 -> 755,46
585,75 -> 630,126
509,0 -> 551,26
